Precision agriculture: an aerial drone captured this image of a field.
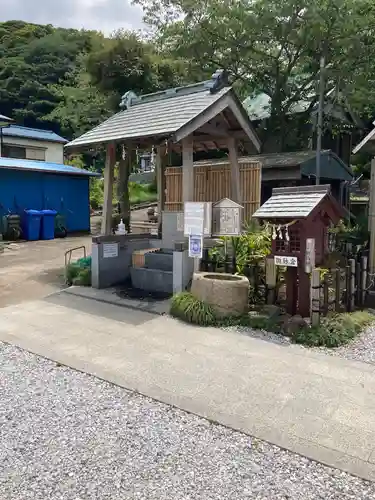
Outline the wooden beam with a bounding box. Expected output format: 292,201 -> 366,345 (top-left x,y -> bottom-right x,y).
192,131 -> 247,144
221,111 -> 231,128
174,97 -> 229,143
227,136 -> 241,203
199,123 -> 230,138
101,142 -> 116,235
182,135 -> 194,202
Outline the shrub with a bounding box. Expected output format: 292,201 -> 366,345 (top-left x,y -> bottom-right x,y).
170,292 -> 281,331
170,293 -> 373,349
72,267 -> 91,286
65,262 -> 81,285
65,256 -> 92,286
292,311 -> 373,347
170,292 -> 216,326
210,223 -> 272,273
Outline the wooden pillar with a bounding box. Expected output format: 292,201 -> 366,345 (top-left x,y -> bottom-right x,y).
182,135 -> 194,202
369,158 -> 375,273
298,268 -> 311,317
117,143 -> 132,232
227,136 -> 241,203
311,269 -> 320,326
101,142 -> 115,235
285,267 -> 298,315
155,146 -> 163,215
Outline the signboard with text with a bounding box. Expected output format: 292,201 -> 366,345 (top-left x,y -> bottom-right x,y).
212,198 -> 243,236
103,242 -> 119,258
274,255 -> 298,267
184,202 -> 211,236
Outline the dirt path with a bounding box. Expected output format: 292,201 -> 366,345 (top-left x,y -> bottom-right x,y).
0,236 -> 92,308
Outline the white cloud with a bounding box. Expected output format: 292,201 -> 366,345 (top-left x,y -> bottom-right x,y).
0,0 -> 144,35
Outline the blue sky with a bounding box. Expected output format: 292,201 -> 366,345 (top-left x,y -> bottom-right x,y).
0,0 -> 144,35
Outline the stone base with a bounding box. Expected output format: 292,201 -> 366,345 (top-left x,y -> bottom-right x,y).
191,272 -> 249,317
145,250 -> 173,271
130,267 -> 173,294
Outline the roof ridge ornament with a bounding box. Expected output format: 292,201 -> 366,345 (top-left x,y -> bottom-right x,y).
120,91 -> 139,110
205,69 -> 229,94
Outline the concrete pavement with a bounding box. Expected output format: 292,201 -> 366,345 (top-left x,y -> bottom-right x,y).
1,291 -> 375,481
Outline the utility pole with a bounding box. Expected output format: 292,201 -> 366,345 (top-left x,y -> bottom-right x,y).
316,55 -> 325,185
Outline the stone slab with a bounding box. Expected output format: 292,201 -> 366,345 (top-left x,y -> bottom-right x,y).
62,286 -> 170,315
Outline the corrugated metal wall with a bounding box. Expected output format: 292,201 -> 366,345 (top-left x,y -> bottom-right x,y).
0,169 -> 90,232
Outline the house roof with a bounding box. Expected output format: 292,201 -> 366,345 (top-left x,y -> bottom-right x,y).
352,122 -> 375,154
243,92 -> 311,121
252,185 -> 333,219
193,149 -> 353,181
0,157 -> 99,177
2,125 -> 68,144
0,113 -> 13,124
243,88 -> 361,126
65,70 -> 261,153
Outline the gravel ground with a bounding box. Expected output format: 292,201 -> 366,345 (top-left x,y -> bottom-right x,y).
1,343 -> 375,500
225,323 -> 375,365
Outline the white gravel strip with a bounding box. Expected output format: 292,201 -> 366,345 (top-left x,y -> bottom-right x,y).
224,323 -> 375,365
1,342 -> 374,500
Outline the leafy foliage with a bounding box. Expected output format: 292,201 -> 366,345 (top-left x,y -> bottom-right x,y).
170,292 -> 216,326
138,0 -> 375,150
171,291 -> 373,348
0,21 -> 192,142
210,222 -> 271,273
65,256 -> 92,286
292,311 -> 373,347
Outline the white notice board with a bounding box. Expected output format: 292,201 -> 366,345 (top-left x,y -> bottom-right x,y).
184,202 -> 205,236
103,242 -> 119,258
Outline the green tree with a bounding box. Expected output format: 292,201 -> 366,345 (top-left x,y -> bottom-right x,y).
0,21 -> 99,131
86,29 -> 192,109
137,0 -> 375,150
45,54 -> 111,139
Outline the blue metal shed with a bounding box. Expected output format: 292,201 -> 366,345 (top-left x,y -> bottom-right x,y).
0,157 -> 99,232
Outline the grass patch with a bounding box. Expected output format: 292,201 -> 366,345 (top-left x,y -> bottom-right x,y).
292,311 -> 373,348
170,292 -> 280,331
170,293 -> 373,348
170,292 -> 216,326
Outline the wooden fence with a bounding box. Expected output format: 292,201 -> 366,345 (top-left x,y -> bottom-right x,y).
164,160 -> 261,221
310,256 -> 369,325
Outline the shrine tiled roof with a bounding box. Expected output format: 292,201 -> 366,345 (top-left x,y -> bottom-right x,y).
252,185 -> 331,219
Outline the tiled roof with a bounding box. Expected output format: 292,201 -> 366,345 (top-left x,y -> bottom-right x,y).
2,125 -> 68,144
194,150 -> 326,168
252,185 -> 331,219
66,84 -> 231,149
0,157 -> 99,177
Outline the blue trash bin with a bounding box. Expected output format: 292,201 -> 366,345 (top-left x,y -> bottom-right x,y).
23,210 -> 42,241
40,209 -> 57,240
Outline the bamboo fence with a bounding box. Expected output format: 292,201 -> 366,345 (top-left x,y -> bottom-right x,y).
164,160 -> 261,221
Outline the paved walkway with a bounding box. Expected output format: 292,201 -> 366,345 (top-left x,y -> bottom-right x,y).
0,235 -> 91,308
1,292 -> 375,481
